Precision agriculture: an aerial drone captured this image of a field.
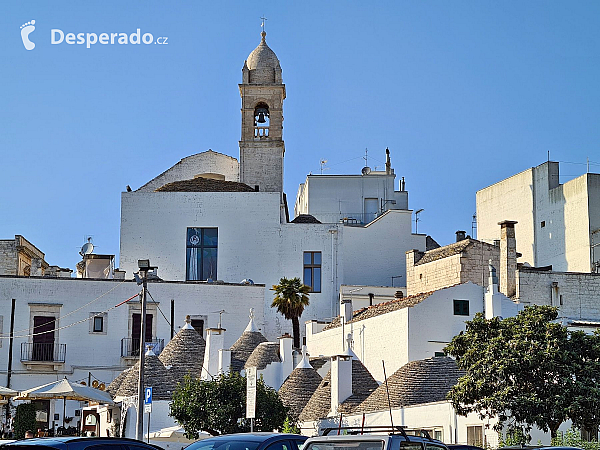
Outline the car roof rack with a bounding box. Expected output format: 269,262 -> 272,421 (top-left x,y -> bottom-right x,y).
321,426 -> 410,439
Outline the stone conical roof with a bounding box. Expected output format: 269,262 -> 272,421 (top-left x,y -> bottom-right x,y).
279,351 -> 322,419
230,331 -> 268,372
246,31 -> 281,84
159,318 -> 206,384
106,367 -> 132,397
115,351 -> 175,400
245,342 -> 280,370
299,359 -> 378,422
356,357 -> 463,413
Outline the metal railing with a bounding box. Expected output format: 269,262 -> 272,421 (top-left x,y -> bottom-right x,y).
21,342 -> 66,363
120,338 -> 164,358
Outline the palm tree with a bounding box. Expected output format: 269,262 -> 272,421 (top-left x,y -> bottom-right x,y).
271,277 -> 310,349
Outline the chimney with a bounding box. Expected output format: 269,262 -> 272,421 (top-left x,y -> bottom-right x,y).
279,334 -> 294,381
385,148 -> 391,175
201,327 -> 226,380
498,220 -> 518,298
341,298 -> 353,324
455,230 -> 467,242
331,334 -> 354,414
485,259 -> 501,320
218,349 -> 231,375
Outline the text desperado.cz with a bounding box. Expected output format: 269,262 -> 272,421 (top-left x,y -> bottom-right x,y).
51,29 -> 168,48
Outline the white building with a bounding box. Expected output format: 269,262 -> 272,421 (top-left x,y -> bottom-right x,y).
477,161 -> 600,273
294,148 -> 409,225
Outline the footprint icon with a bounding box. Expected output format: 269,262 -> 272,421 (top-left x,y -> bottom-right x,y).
20,20 -> 36,50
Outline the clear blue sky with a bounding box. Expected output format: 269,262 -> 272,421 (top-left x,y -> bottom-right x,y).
1,1 -> 599,272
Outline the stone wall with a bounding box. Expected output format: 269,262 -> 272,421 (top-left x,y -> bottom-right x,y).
406,240 -> 499,296
516,267 -> 600,320
0,239 -> 17,276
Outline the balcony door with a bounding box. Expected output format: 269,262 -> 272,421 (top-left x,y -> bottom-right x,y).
33,316 -> 55,361
131,313 -> 153,355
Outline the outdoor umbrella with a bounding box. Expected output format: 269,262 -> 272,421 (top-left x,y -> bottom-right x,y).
17,378 -> 114,427
0,385 -> 18,404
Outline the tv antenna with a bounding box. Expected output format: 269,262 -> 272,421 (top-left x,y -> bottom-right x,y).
320,159 -> 329,174
211,310 -> 227,329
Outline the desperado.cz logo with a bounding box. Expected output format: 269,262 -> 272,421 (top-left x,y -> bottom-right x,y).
20,20 -> 168,50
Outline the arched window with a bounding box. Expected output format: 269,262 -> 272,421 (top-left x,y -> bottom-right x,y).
253,102 -> 270,138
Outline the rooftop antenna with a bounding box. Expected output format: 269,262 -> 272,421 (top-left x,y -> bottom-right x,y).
415,209 -> 424,234
79,237 -> 94,257
363,148 -> 368,167
211,310 -> 227,329
320,159 -> 328,174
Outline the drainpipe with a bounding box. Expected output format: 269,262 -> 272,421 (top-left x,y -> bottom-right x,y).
5,298 -> 16,424
329,229 -> 338,319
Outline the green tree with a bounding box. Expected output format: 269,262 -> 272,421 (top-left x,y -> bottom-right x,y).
14,403 -> 37,440
445,305 -> 600,440
271,277 -> 310,349
170,371 -> 288,438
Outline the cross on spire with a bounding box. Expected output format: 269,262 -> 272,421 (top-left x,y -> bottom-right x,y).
261,16 -> 268,32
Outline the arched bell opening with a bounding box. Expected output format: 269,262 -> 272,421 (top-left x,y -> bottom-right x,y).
253,102 -> 270,139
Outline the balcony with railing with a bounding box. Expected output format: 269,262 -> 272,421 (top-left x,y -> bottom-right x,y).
121,338 -> 164,358
21,342 -> 66,363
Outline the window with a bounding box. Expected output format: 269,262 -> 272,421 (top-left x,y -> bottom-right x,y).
93,316 -> 103,332
186,228 -> 218,281
303,252 -> 322,293
467,425 -> 483,446
434,351 -> 445,357
541,221 -> 546,228
453,299 -> 469,316
89,312 -> 107,334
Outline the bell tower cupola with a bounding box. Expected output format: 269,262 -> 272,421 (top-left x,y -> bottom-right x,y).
239,30 -> 286,193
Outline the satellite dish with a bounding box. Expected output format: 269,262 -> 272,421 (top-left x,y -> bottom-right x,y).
80,242 -> 94,257
361,166 -> 371,175
92,380 -> 99,388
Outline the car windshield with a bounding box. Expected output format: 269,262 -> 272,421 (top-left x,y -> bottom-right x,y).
186,438 -> 261,450
305,441 -> 384,450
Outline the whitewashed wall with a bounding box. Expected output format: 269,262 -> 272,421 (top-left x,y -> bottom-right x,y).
477,162 -> 600,273
294,173 -> 409,224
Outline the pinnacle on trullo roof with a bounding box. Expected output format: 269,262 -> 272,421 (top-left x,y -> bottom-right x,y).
230,308 -> 267,372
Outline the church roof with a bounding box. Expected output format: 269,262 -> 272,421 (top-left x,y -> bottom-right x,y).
155,177 -> 255,193
355,357 -> 463,413
246,31 -> 281,84
230,331 -> 268,372
291,214 -> 322,224
245,342 -> 281,370
158,319 -> 207,383
298,359 -> 378,422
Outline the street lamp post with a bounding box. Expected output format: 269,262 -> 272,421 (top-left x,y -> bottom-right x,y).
136,259 -> 156,441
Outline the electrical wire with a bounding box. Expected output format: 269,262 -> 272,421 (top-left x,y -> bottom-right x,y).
0,291 -> 140,340
146,290 -> 171,328
0,279 -> 130,338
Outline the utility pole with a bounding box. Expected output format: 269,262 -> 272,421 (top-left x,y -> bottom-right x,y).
136,259 -> 156,441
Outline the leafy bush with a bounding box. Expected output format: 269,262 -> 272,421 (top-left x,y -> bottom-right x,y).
552,428 -> 600,450
14,403 -> 37,439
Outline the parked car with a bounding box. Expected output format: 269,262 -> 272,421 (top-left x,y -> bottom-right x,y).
303,427 -> 449,450
445,445 -> 485,450
185,433 -> 307,450
0,436 -> 163,450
